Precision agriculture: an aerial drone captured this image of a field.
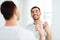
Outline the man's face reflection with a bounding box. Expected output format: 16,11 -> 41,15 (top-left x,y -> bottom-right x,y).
31,8 -> 41,20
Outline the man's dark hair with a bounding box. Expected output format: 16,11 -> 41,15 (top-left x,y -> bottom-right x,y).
1,1 -> 16,20
31,6 -> 40,12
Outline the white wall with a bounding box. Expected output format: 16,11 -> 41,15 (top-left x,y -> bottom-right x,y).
52,0 -> 60,40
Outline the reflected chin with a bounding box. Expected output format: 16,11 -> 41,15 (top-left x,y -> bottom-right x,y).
33,18 -> 39,20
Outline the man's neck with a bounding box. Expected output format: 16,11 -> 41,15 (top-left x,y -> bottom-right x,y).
34,19 -> 42,25
5,19 -> 17,26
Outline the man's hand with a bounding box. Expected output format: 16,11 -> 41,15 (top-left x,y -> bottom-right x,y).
35,25 -> 44,40
43,22 -> 50,34
43,22 -> 51,40
35,24 -> 43,35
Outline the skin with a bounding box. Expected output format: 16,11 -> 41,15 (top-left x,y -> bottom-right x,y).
5,8 -> 19,26
43,22 -> 51,40
31,8 -> 51,40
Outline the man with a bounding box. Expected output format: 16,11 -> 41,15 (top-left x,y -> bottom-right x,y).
26,6 -> 51,40
0,1 -> 36,40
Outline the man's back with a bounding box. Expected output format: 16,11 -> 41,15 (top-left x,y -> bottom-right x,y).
0,26 -> 36,40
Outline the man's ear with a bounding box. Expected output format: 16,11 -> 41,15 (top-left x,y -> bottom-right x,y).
14,9 -> 17,17
14,8 -> 19,20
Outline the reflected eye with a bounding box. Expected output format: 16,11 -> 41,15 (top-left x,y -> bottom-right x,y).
32,11 -> 34,14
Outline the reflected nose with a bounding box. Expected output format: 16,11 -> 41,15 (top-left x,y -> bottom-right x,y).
34,12 -> 37,14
